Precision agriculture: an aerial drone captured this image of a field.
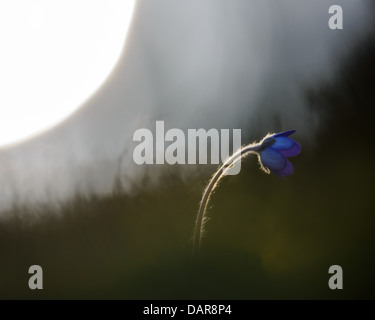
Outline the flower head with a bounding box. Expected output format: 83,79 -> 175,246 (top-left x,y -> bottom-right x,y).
256,130 -> 301,177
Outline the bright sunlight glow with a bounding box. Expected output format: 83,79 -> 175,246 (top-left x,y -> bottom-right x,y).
0,0 -> 136,147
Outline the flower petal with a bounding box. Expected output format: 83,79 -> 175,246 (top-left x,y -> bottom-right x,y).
272,130 -> 296,138
271,136 -> 295,150
279,141 -> 301,157
260,147 -> 286,172
274,159 -> 294,177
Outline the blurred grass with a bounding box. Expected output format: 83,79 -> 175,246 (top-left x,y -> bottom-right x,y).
1,35 -> 375,300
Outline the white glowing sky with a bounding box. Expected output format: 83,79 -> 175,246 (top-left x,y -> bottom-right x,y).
0,0 -> 135,147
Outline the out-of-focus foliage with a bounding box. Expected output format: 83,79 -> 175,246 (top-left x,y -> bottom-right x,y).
0,36 -> 375,300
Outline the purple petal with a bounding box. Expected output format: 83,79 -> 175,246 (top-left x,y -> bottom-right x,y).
260,148 -> 286,172
274,160 -> 294,177
271,136 -> 295,150
272,130 -> 296,138
279,141 -> 301,157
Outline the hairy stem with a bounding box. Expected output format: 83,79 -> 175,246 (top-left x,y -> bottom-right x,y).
192,144 -> 260,255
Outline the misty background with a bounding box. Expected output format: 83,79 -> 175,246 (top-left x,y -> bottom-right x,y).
1,0 -> 375,299
0,0 -> 372,210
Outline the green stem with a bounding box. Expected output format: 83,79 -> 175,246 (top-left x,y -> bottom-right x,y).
192,144 -> 260,255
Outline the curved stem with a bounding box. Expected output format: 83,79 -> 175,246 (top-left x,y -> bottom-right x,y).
192,144 -> 260,255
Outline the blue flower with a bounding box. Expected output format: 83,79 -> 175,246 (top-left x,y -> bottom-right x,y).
257,130 -> 301,177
